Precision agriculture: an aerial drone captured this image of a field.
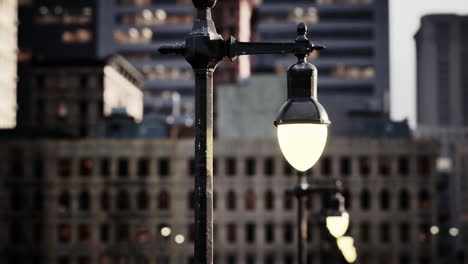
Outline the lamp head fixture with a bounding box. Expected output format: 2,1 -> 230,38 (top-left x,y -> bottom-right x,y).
275,23 -> 330,172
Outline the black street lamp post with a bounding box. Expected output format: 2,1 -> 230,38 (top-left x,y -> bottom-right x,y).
288,174 -> 344,264
159,1 -> 329,263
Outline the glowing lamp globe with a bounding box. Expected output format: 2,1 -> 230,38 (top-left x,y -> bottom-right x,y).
274,66 -> 330,172
326,212 -> 349,238
337,236 -> 354,252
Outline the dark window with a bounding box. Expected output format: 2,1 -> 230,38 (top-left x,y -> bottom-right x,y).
100,224 -> 109,242
265,223 -> 274,243
158,190 -> 170,210
245,190 -> 256,210
188,158 -> 195,176
360,222 -> 371,242
283,160 -> 293,176
80,74 -> 88,88
188,190 -> 195,210
418,223 -> 430,243
10,189 -> 23,210
116,223 -> 129,241
100,191 -> 109,211
283,222 -> 293,242
418,189 -> 431,209
226,157 -> 236,176
137,190 -> 149,210
227,190 -> 236,210
117,159 -> 128,177
58,224 -> 71,243
398,156 -> 409,175
246,255 -> 255,264
34,191 -> 43,211
246,223 -> 255,243
245,157 -> 256,176
117,190 -> 130,210
399,255 -> 410,264
321,157 -> 332,176
359,156 -> 371,176
188,223 -> 195,242
227,223 -> 237,243
78,224 -> 90,242
418,156 -> 431,175
399,189 -> 410,210
79,191 -> 90,211
399,222 -> 410,243
34,159 -> 44,178
380,222 -> 391,243
58,191 -> 71,213
380,189 -> 390,210
340,157 -> 351,176
284,255 -> 294,264
226,255 -> 236,264
10,221 -> 24,244
138,158 -> 149,177
58,159 -> 71,177
379,156 -> 391,176
265,190 -> 274,210
264,157 -> 275,176
284,191 -> 293,210
159,158 -> 170,176
265,254 -> 275,264
100,159 -> 110,177
79,158 -> 93,176
360,189 -> 371,210
10,159 -> 23,177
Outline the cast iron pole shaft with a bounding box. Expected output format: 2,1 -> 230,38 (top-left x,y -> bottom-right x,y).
194,68 -> 214,264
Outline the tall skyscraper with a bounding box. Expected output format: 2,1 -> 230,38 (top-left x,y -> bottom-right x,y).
252,0 -> 390,136
0,0 -> 18,128
415,14 -> 468,134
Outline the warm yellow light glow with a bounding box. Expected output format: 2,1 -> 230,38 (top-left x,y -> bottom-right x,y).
326,212 -> 349,238
430,226 -> 439,235
175,234 -> 185,244
161,227 -> 171,237
337,236 -> 357,263
342,246 -> 357,263
337,236 -> 354,252
449,227 -> 459,237
277,124 -> 328,171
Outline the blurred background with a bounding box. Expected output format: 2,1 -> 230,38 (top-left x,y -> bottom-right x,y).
0,0 -> 467,263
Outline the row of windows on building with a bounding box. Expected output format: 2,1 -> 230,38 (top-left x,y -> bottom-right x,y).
7,219 -> 432,246
117,9 -> 193,26
2,252 -> 433,264
7,187 -> 431,212
2,155 -> 433,179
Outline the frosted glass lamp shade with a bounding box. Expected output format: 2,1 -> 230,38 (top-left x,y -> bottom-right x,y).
326,212 -> 349,238
277,123 -> 328,171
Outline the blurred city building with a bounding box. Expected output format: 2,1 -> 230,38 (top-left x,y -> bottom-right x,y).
0,138 -> 437,264
0,0 -> 18,128
414,14 -> 468,264
19,55 -> 143,138
252,0 -> 390,136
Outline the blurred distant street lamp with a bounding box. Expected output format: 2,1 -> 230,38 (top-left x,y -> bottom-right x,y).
159,0 -> 330,263
337,234 -> 357,263
326,192 -> 350,238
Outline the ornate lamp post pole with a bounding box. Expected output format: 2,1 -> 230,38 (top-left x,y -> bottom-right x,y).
159,1 -> 330,263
